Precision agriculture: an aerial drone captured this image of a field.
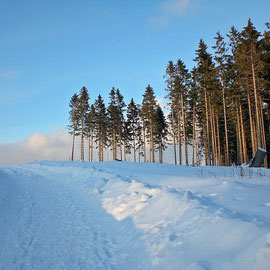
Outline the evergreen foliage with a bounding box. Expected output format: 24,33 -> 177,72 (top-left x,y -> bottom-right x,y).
126,98 -> 142,162
77,87 -> 90,161
67,19 -> 270,167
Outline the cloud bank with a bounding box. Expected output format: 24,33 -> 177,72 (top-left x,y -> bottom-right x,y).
163,0 -> 190,15
0,130 -> 73,164
1,70 -> 17,79
0,129 -> 195,165
149,0 -> 192,26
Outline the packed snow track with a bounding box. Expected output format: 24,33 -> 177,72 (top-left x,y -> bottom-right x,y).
0,161 -> 270,270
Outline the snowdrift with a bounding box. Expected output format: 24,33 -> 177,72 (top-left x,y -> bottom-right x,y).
1,161 -> 270,269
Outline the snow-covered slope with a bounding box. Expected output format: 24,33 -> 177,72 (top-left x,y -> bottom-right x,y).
1,161 -> 270,270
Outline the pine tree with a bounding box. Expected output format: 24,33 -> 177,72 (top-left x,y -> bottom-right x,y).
165,61 -> 177,165
77,87 -> 90,161
154,105 -> 168,163
213,31 -> 232,165
94,95 -> 108,162
116,89 -> 126,160
175,59 -> 190,165
85,105 -> 96,161
189,68 -> 200,166
126,98 -> 142,162
108,88 -> 121,160
260,23 -> 270,166
68,93 -> 80,161
141,85 -> 158,162
194,40 -> 218,165
236,20 -> 266,162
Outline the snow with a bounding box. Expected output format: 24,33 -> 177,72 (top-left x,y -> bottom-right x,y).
1,161 -> 270,269
257,148 -> 267,153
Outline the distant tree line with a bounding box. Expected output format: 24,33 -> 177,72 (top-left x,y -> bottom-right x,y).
68,19 -> 270,167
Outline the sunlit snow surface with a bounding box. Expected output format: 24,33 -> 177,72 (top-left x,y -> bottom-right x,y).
1,161 -> 270,269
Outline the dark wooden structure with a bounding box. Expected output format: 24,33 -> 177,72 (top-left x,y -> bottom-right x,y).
249,148 -> 267,167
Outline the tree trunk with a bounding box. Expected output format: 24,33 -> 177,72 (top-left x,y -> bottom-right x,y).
203,124 -> 208,166
80,117 -> 84,161
119,132 -> 123,161
204,89 -> 210,165
240,104 -> 248,163
91,134 -> 93,162
210,104 -> 216,166
236,103 -> 243,164
124,144 -> 126,161
192,105 -> 196,166
177,112 -> 182,165
171,108 -> 177,165
196,130 -> 200,166
71,129 -> 75,161
101,140 -> 104,162
159,142 -> 162,163
259,96 -> 268,167
216,115 -> 221,166
181,93 -> 188,165
150,119 -> 155,163
247,91 -> 257,155
99,139 -> 101,162
222,88 -> 229,165
143,122 -> 146,162
88,135 -> 90,162
251,59 -> 262,148
113,132 -> 116,160
133,132 -> 136,162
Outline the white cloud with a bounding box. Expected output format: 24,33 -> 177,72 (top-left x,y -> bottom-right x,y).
1,70 -> 17,79
0,130 -> 73,164
149,0 -> 192,26
0,89 -> 39,104
163,0 -> 190,15
156,96 -> 170,117
156,96 -> 167,109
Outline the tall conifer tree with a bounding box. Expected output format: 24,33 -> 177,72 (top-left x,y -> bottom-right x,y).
141,85 -> 158,162
94,95 -> 108,162
126,98 -> 142,162
77,87 -> 90,161
68,93 -> 79,161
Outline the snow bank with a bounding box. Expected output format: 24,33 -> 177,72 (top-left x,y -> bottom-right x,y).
1,161 -> 270,269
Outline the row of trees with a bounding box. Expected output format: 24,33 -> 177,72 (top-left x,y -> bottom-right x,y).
68,19 -> 270,167
68,86 -> 168,163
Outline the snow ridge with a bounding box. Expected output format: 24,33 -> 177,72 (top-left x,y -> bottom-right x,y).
1,161 -> 270,269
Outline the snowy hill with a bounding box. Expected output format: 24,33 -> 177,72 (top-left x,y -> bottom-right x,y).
1,162 -> 270,270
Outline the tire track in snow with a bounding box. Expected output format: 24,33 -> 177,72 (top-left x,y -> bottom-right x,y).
1,164 -> 151,270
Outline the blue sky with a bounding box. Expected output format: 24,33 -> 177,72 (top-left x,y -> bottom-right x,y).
0,0 -> 269,143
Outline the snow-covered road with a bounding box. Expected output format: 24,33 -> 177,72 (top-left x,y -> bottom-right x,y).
0,163 -> 150,269
1,161 -> 270,269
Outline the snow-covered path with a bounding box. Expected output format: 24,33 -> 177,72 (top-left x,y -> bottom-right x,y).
1,161 -> 270,269
0,163 -> 150,270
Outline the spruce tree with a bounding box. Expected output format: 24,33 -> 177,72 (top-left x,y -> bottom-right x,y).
77,86 -> 90,161
94,95 -> 108,162
68,93 -> 79,161
236,19 -> 266,156
194,40 -> 218,165
189,67 -> 200,166
126,98 -> 142,162
154,105 -> 168,163
175,59 -> 190,165
213,31 -> 232,165
165,61 -> 177,165
141,85 -> 158,162
85,105 -> 96,162
116,89 -> 126,160
108,88 -> 121,160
